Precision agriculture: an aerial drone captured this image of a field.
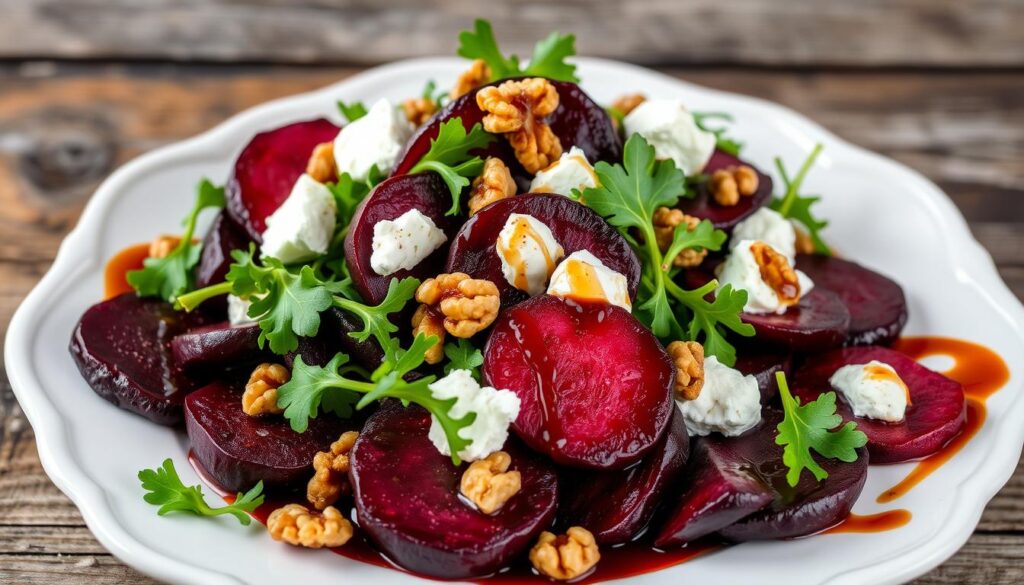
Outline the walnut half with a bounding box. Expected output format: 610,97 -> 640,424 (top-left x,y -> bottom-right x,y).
412,273 -> 500,363
243,363 -> 289,416
529,527 -> 600,581
710,165 -> 759,206
307,431 -> 359,511
460,451 -> 522,514
267,504 -> 353,549
306,142 -> 337,184
476,78 -> 562,174
667,340 -> 705,400
468,157 -> 517,216
750,241 -> 801,305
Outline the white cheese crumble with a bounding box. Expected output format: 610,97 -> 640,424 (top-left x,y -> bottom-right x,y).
730,208 -> 797,262
716,239 -> 815,314
528,146 -> 599,196
623,99 -> 716,176
260,173 -> 337,265
227,294 -> 256,326
333,98 -> 414,182
370,208 -> 447,276
677,356 -> 761,437
495,214 -> 565,296
427,369 -> 522,462
546,250 -> 632,311
829,360 -> 909,422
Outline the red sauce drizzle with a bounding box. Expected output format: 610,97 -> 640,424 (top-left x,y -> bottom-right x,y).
824,509 -> 912,534
103,242 -> 150,299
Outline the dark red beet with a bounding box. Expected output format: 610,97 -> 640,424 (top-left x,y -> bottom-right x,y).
676,150 -> 772,230
445,194 -> 641,306
185,381 -> 356,493
792,346 -> 966,464
350,402 -> 558,579
796,254 -> 908,346
735,349 -> 791,404
344,173 -> 460,305
559,408 -> 689,544
483,295 -> 674,470
170,322 -> 266,372
739,288 -> 850,353
226,119 -> 341,240
195,211 -> 253,299
69,294 -> 209,425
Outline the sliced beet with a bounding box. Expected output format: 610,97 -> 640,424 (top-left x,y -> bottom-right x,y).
735,349 -> 791,404
344,173 -> 460,305
739,288 -> 850,353
195,211 -> 253,290
792,346 -> 966,464
796,254 -> 908,346
350,401 -> 558,579
170,322 -> 266,372
69,294 -> 209,425
185,381 -> 356,493
676,150 -> 772,230
559,408 -> 689,544
226,119 -> 341,240
484,295 -> 674,470
446,194 -> 641,306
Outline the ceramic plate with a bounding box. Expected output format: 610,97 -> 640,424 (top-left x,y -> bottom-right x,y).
6,57 -> 1024,585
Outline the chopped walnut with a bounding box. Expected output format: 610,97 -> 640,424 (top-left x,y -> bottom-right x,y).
529,527 -> 600,581
794,226 -> 817,255
148,235 -> 181,259
460,451 -> 522,514
710,165 -> 759,206
476,78 -> 562,174
750,241 -> 801,305
403,97 -> 438,127
267,504 -> 353,549
414,272 -> 500,344
451,59 -> 492,100
242,363 -> 289,416
411,305 -> 446,365
667,341 -> 705,400
612,93 -> 646,116
468,157 -> 517,216
306,142 -> 337,184
652,207 -> 709,268
307,431 -> 359,510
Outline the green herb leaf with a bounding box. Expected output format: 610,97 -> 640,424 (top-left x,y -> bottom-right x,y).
693,112 -> 743,157
327,171 -> 375,229
456,19 -> 522,80
139,459 -> 263,526
522,31 -> 579,82
444,338 -> 484,381
456,19 -> 578,83
337,100 -> 368,123
770,144 -> 830,255
277,354 -> 364,433
775,371 -> 867,487
333,277 -> 420,361
661,218 -> 726,271
408,118 -> 494,214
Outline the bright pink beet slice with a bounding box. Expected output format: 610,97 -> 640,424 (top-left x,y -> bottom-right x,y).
226,119 -> 341,240
69,294 -> 210,425
445,193 -> 641,306
186,381 -> 355,493
171,322 -> 266,372
344,173 -> 460,305
350,401 -> 558,579
675,150 -> 772,230
735,349 -> 791,404
739,288 -> 850,352
483,295 -> 674,470
796,254 -> 908,346
559,408 -> 689,544
792,346 -> 966,464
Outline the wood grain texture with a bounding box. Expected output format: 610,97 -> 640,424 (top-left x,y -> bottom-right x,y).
2,0 -> 1024,67
0,64 -> 1022,583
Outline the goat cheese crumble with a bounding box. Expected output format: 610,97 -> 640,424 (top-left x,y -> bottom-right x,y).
546,250 -> 632,311
260,173 -> 337,265
427,369 -> 522,462
730,208 -> 797,262
623,99 -> 716,176
227,294 -> 256,326
333,98 -> 414,182
677,356 -> 761,437
716,239 -> 815,314
370,208 -> 447,276
495,214 -> 565,296
830,360 -> 910,422
528,146 -> 599,196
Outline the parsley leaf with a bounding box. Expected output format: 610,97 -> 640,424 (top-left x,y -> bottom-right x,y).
333,276 -> 420,360
775,371 -> 867,487
139,459 -> 263,526
456,19 -> 579,83
770,144 -> 831,255
444,338 -> 484,381
457,19 -> 521,79
662,218 -> 726,271
523,31 -> 579,82
127,179 -> 225,302
327,171 -> 375,229
693,112 -> 743,157
408,118 -> 494,214
337,100 -> 368,123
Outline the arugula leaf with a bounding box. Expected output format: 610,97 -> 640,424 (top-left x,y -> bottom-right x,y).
662,218 -> 726,271
333,277 -> 420,360
456,19 -> 521,79
444,338 -> 484,381
770,144 -> 831,255
775,371 -> 867,487
337,100 -> 368,123
127,179 -> 225,302
327,171 -> 375,229
408,118 -> 494,214
693,112 -> 743,157
522,31 -> 579,82
456,19 -> 579,83
277,354 -> 364,432
139,459 -> 263,526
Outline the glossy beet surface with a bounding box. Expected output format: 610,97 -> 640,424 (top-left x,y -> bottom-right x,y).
69,294 -> 209,425
393,79 -> 621,187
735,349 -> 791,404
796,254 -> 908,346
739,288 -> 851,352
793,346 -> 966,464
282,308 -> 386,371
195,212 -> 253,291
446,194 -> 641,306
170,322 -> 266,372
559,408 -> 689,544
226,119 -> 341,240
344,173 -> 460,304
350,402 -> 558,579
185,381 -> 355,493
484,295 -> 674,469
676,150 -> 772,230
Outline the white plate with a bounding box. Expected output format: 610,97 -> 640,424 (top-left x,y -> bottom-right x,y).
6,57 -> 1024,585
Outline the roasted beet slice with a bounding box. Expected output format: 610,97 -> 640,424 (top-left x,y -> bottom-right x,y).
196,212 -> 253,290
796,254 -> 908,346
186,381 -> 355,493
344,173 -> 460,305
792,346 -> 966,464
170,322 -> 266,372
735,349 -> 791,404
69,294 -> 209,425
676,150 -> 772,230
484,295 -> 674,469
350,401 -> 558,579
739,288 -> 850,353
393,79 -> 621,187
446,194 -> 641,306
226,119 -> 341,240
559,408 -> 689,544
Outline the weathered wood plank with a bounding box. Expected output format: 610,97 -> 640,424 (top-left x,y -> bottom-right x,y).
1,0 -> 1023,67
0,553 -> 160,584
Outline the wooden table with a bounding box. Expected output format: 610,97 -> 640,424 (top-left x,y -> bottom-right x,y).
1,3 -> 1022,583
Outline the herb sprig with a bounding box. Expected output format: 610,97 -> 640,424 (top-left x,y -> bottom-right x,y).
139,459 -> 264,525
457,19 -> 579,84
408,118 -> 495,214
337,100 -> 369,123
693,112 -> 743,157
444,338 -> 484,381
770,144 -> 830,255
